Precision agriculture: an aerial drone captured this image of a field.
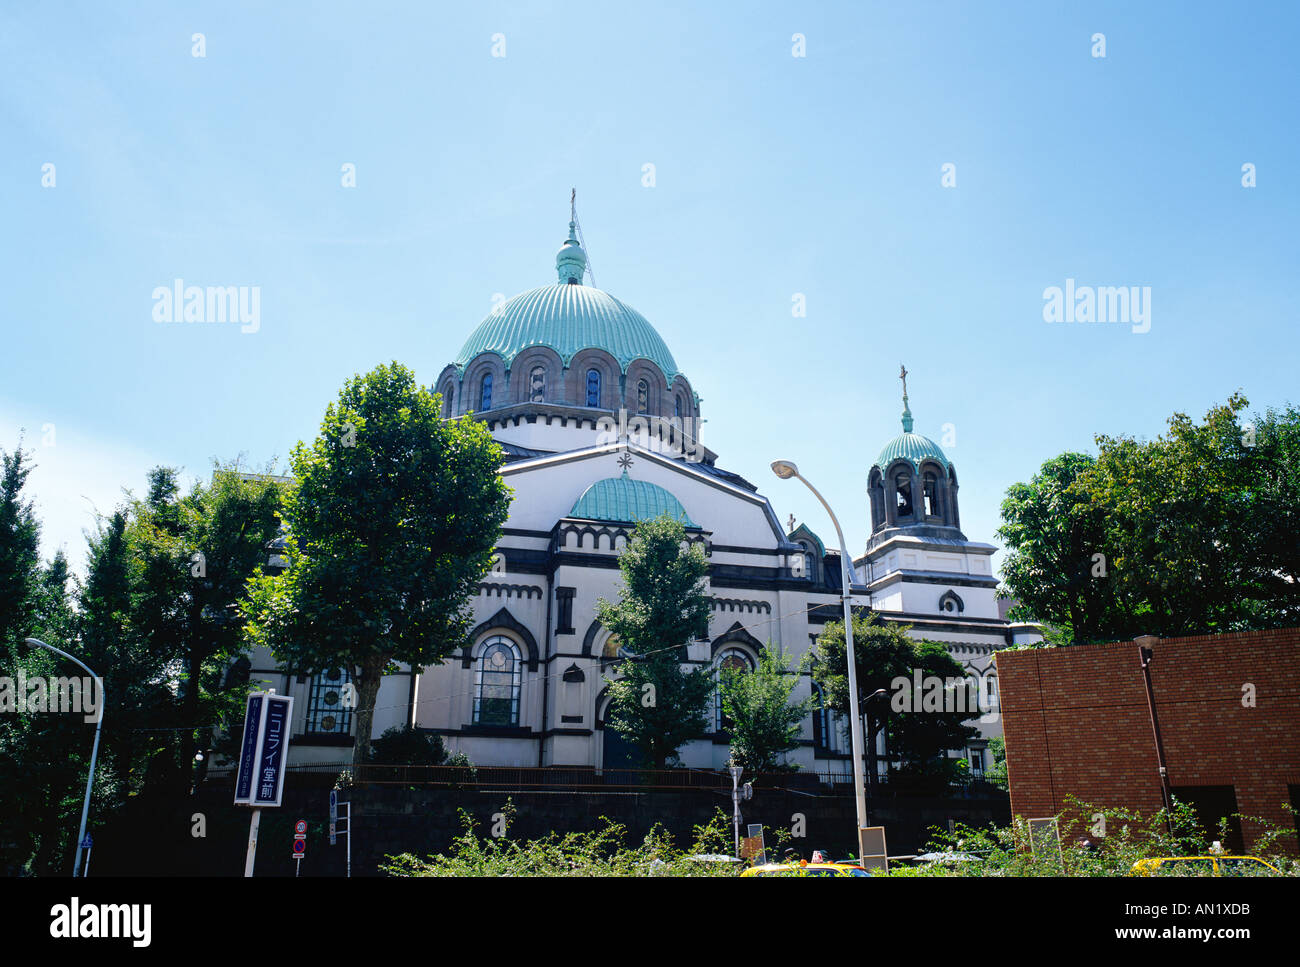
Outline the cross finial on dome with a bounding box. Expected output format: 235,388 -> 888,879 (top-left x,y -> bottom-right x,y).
556,190 -> 588,284
899,363 -> 914,433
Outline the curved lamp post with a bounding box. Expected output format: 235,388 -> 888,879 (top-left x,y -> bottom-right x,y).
770,461 -> 870,844
24,637 -> 103,877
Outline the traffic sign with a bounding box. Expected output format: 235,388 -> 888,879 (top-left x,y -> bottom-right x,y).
295,819 -> 307,835
80,835 -> 93,850
292,838 -> 306,856
329,822 -> 336,846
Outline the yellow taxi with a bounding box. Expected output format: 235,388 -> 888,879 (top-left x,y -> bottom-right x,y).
1130,855 -> 1281,876
740,860 -> 873,877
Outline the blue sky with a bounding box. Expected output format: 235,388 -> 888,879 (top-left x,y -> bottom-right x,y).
3,1 -> 1297,575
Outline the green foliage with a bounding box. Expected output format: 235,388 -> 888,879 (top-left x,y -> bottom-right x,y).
999,396 -> 1300,643
997,452 -> 1119,645
381,804 -> 739,877
813,612 -> 978,792
717,644 -> 813,773
368,725 -> 448,765
0,451 -> 286,873
893,795 -> 1299,877
243,362 -> 512,765
597,514 -> 713,769
984,736 -> 1008,791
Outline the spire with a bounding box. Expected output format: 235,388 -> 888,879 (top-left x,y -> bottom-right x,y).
551,188 -> 587,284
899,363 -> 914,433
556,190 -> 588,284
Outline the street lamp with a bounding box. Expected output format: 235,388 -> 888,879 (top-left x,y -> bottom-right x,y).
770,460 -> 870,849
24,637 -> 103,877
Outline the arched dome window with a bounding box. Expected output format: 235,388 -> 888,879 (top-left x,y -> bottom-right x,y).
895,472 -> 913,517
636,378 -> 649,414
529,366 -> 546,403
474,636 -> 522,726
441,383 -> 455,417
586,368 -> 602,407
479,373 -> 493,411
675,394 -> 683,418
923,472 -> 939,518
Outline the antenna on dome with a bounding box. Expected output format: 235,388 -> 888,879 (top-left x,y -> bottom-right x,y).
569,188 -> 597,289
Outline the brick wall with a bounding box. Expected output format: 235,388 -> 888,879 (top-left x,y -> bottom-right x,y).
996,628 -> 1300,854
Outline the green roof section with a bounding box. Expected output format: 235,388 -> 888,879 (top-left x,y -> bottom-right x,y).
455,283 -> 679,379
453,223 -> 680,379
874,431 -> 950,471
569,471 -> 696,526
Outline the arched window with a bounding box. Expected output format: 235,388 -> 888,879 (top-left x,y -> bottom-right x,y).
441,383 -> 455,417
474,636 -> 522,726
923,472 -> 939,518
636,378 -> 649,413
529,366 -> 546,403
804,551 -> 815,579
714,647 -> 755,733
307,667 -> 352,735
675,395 -> 683,418
895,472 -> 913,517
586,368 -> 602,407
479,373 -> 493,411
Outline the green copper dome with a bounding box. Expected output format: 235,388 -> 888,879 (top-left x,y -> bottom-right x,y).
453,225 -> 680,379
569,472 -> 696,526
874,432 -> 949,471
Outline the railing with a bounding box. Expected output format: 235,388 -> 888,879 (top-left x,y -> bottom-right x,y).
202,763 -> 1007,796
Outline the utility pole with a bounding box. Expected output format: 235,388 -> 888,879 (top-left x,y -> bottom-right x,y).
1137,638 -> 1175,837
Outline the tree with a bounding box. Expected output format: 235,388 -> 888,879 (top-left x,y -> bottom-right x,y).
984,736 -> 1008,791
0,443 -> 42,652
0,442 -> 103,873
243,362 -> 512,766
813,613 -> 978,793
997,452 -> 1125,645
716,643 -> 813,773
118,465 -> 286,792
1000,395 -> 1300,643
598,514 -> 713,769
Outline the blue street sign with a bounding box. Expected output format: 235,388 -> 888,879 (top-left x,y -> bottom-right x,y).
80,835 -> 93,849
252,695 -> 292,806
234,693 -> 265,804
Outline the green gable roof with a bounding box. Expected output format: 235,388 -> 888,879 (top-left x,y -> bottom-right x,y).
569,472 -> 696,526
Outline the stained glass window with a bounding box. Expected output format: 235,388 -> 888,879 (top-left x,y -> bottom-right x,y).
474,636 -> 521,726
586,369 -> 601,407
480,373 -> 493,411
307,667 -> 352,735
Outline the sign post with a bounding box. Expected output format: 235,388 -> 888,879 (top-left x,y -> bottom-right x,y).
234,690 -> 294,877
293,819 -> 307,876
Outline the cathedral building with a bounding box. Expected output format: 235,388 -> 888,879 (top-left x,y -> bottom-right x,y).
251,214 -> 1041,779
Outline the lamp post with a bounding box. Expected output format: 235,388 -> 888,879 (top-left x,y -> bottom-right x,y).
24,637 -> 103,877
770,461 -> 869,848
